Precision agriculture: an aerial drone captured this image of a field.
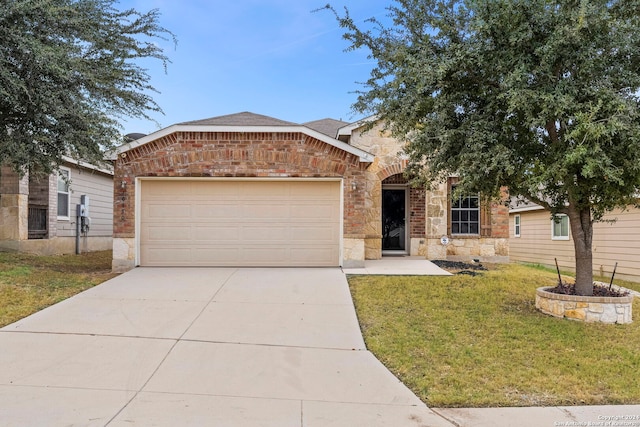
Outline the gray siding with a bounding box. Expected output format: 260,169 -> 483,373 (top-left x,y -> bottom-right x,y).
510,208 -> 640,283
56,164 -> 113,238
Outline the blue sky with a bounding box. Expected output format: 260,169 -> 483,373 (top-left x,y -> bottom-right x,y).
118,0 -> 391,136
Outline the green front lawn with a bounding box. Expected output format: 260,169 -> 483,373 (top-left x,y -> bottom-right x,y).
347,264 -> 640,408
0,251 -> 116,327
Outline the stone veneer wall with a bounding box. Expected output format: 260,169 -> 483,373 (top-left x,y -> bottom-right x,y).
425,181 -> 510,261
0,166 -> 29,242
112,131 -> 368,271
348,123 -> 510,261
347,123 -> 417,259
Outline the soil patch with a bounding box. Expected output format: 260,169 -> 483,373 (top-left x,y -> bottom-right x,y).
548,281 -> 630,297
432,260 -> 488,276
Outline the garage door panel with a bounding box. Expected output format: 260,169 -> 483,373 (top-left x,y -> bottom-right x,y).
241,182 -> 289,198
142,225 -> 192,241
289,181 -> 334,196
146,204 -> 191,219
192,203 -> 239,219
291,204 -> 337,219
193,226 -> 240,241
140,180 -> 340,267
243,204 -> 291,219
144,248 -> 193,265
241,225 -> 290,241
191,247 -> 241,262
289,247 -> 338,263
290,226 -> 336,241
191,181 -> 240,197
144,181 -> 189,197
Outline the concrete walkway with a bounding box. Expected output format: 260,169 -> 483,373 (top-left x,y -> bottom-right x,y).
343,257 -> 453,276
1,264 -> 638,426
0,267 -> 451,426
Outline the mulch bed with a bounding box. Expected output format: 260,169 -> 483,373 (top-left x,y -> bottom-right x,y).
548,281 -> 630,297
432,260 -> 488,276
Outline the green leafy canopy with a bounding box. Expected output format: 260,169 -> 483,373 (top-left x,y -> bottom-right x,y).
329,0 -> 640,294
0,0 -> 176,175
330,0 -> 640,220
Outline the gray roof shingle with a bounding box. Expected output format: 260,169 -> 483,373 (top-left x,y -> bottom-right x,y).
178,112 -> 298,127
303,118 -> 350,138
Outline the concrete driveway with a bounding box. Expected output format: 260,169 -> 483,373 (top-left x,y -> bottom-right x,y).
0,267 -> 452,426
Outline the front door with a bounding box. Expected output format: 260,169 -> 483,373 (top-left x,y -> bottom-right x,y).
382,188 -> 407,253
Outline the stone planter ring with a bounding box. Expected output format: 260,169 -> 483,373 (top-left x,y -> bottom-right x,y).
535,287 -> 634,324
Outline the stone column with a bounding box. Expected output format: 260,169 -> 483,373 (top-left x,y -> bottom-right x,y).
425,182 -> 448,259
0,166 -> 29,241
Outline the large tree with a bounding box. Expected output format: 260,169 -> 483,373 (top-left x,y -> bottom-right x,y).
329,0 -> 640,295
0,0 -> 175,175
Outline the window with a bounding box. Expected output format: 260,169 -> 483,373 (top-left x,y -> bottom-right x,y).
514,214 -> 521,237
451,186 -> 480,235
57,168 -> 70,219
551,214 -> 569,240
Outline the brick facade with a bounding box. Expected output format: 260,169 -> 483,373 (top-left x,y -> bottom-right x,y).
113,131 -> 367,238
489,187 -> 510,238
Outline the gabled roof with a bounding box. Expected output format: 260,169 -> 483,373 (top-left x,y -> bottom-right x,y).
303,118 -> 350,138
108,112 -> 374,163
124,132 -> 147,142
180,112 -> 297,127
336,115 -> 378,142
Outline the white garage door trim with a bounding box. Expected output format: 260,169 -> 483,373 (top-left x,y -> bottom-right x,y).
135,177 -> 344,267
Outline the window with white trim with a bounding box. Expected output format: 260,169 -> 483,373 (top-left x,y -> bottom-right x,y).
514,214 -> 521,237
57,168 -> 70,219
551,214 -> 569,240
451,186 -> 480,235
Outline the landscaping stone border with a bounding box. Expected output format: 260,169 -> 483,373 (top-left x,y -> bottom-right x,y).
535,287 -> 634,324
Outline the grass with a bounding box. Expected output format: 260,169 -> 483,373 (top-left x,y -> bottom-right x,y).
347,263 -> 640,408
0,251 -> 117,327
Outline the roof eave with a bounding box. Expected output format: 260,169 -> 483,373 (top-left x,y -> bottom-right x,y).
336,115 -> 378,138
509,204 -> 545,213
62,155 -> 114,176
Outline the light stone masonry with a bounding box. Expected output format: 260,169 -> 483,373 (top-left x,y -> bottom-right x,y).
535,287 -> 633,324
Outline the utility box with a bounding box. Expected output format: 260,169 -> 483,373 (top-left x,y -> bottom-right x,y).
79,195 -> 90,217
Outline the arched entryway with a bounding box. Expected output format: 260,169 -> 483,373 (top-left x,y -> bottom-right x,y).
381,173 -> 426,256
382,174 -> 409,254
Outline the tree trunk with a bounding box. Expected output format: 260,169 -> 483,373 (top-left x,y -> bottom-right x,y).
567,207 -> 594,296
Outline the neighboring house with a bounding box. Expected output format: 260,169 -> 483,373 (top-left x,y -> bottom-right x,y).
0,157 -> 114,255
510,203 -> 640,283
107,112 -> 509,272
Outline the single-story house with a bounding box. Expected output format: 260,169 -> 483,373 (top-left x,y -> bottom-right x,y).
0,157 -> 113,255
108,112 -> 509,272
510,203 -> 640,283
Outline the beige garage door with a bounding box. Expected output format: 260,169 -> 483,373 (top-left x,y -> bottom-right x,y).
140,180 -> 341,267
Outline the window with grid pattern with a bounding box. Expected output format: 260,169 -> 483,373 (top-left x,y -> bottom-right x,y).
451,186 -> 480,235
